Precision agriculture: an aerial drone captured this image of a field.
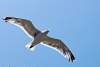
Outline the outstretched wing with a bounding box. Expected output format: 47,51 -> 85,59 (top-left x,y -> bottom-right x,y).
42,36 -> 75,62
3,17 -> 41,38
18,18 -> 41,38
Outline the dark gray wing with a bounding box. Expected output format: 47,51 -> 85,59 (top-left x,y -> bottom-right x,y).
3,17 -> 41,38
42,36 -> 75,62
18,18 -> 41,37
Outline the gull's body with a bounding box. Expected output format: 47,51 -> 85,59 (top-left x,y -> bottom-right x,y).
3,17 -> 75,62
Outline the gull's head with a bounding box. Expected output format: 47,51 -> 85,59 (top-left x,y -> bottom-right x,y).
3,17 -> 17,23
3,17 -> 23,26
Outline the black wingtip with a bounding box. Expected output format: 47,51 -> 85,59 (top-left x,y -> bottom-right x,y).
69,53 -> 75,62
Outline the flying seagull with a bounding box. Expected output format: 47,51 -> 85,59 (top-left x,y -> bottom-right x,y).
3,17 -> 75,62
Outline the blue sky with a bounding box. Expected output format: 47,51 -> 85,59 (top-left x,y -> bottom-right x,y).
0,0 -> 100,67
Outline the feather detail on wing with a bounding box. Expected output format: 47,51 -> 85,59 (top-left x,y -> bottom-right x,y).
19,19 -> 41,37
42,36 -> 75,62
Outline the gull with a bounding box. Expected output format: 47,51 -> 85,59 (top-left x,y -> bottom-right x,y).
3,17 -> 75,62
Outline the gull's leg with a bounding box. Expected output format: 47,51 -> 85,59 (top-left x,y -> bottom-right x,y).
29,40 -> 40,48
25,40 -> 37,51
